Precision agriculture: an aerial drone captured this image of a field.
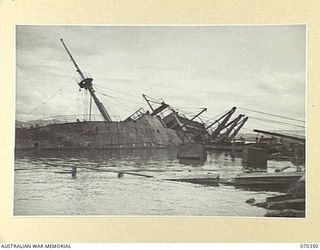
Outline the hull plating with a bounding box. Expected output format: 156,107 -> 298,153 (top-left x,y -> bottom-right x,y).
15,115 -> 192,151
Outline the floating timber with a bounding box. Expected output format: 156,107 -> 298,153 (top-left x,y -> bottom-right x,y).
234,172 -> 304,191
251,175 -> 305,217
165,174 -> 220,186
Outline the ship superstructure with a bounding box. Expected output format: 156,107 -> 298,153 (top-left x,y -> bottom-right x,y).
15,39 -> 252,152
15,39 -> 195,151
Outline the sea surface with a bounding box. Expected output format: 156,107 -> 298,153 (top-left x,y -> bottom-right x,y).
14,148 -> 297,216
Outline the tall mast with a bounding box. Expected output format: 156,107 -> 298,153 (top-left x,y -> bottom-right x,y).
60,39 -> 112,122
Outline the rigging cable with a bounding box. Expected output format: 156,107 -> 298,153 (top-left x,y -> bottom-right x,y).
249,116 -> 305,128
94,84 -> 142,100
29,88 -> 64,115
95,90 -> 145,106
95,91 -> 143,118
238,107 -> 305,123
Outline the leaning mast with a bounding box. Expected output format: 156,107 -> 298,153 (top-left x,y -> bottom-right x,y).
60,39 -> 112,122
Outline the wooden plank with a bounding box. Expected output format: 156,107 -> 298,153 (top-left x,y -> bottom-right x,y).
165,174 -> 220,186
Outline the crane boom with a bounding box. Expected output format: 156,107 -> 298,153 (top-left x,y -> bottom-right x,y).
229,116 -> 248,140
219,114 -> 244,139
209,107 -> 236,139
180,108 -> 207,130
253,129 -> 305,142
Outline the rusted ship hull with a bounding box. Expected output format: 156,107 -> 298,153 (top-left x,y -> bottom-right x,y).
15,114 -> 192,151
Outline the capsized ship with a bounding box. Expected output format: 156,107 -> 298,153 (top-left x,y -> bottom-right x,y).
15,39 -> 202,151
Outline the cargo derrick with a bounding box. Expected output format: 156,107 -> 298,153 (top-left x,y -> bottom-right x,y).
142,94 -> 169,127
60,39 -> 112,122
177,108 -> 208,142
180,108 -> 207,130
229,116 -> 248,140
167,109 -> 207,133
142,94 -> 207,136
142,94 -> 170,117
206,107 -> 236,140
217,115 -> 248,142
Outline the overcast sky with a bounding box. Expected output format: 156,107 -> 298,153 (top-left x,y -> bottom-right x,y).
16,25 -> 306,133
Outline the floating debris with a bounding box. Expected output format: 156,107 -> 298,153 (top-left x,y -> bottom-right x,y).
177,143 -> 207,162
245,198 -> 256,204
165,174 -> 220,186
117,172 -> 124,178
250,175 -> 305,217
234,172 -> 304,192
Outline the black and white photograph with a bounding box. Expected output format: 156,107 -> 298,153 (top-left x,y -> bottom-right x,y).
14,25 -> 305,217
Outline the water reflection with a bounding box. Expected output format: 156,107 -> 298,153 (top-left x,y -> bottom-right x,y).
178,158 -> 206,166
14,148 -> 295,216
15,147 -> 178,161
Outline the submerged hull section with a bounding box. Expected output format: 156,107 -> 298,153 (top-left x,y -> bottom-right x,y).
15,115 -> 192,150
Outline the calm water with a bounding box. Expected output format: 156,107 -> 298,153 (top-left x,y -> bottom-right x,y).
14,148 -> 295,216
